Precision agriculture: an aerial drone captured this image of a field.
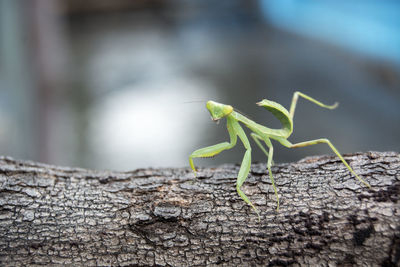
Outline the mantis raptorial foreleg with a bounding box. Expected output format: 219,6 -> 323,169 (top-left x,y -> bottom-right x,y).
189,119 -> 237,174
288,138 -> 371,188
231,119 -> 261,220
189,142 -> 234,173
189,116 -> 260,218
236,149 -> 260,220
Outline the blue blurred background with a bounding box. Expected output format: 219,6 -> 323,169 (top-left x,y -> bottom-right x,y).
0,0 -> 399,170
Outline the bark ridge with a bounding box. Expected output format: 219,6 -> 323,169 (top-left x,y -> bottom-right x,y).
0,151 -> 399,266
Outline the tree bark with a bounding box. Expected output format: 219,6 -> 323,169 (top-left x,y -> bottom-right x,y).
0,151 -> 399,266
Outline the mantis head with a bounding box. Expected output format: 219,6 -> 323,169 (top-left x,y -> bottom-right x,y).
206,101 -> 233,121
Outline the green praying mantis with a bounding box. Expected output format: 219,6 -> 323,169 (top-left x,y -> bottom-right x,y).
189,91 -> 370,219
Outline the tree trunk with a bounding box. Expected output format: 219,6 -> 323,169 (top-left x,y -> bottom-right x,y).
0,151 -> 399,266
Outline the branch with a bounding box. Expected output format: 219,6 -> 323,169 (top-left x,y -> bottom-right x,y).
0,152 -> 399,266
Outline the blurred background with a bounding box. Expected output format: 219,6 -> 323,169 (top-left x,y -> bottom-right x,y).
0,0 -> 399,171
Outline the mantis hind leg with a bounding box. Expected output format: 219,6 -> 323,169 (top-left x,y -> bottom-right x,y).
251,133 -> 279,211
289,138 -> 371,188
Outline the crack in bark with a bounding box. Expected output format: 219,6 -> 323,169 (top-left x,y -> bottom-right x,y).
0,152 -> 399,266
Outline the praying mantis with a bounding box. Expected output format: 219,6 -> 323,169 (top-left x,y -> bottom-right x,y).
189,91 -> 370,219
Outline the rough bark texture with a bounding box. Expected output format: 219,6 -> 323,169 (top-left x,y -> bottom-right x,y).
0,151 -> 399,266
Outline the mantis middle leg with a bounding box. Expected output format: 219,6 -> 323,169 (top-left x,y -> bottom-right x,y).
251,133 -> 269,158
288,138 -> 371,188
289,91 -> 338,120
251,133 -> 279,211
